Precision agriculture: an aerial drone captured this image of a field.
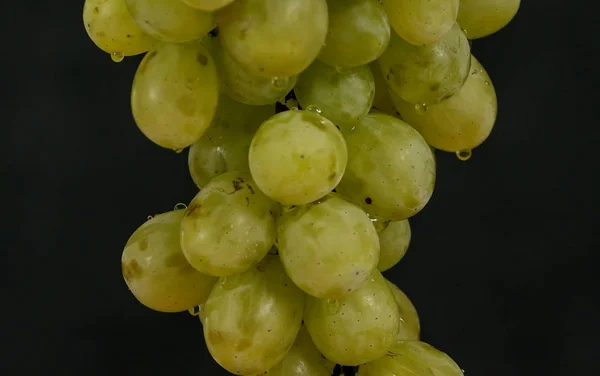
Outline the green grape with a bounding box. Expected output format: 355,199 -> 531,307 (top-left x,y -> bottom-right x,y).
218,0 -> 328,77
83,0 -> 158,59
379,22 -> 471,106
203,255 -> 304,375
382,0 -> 459,46
180,171 -> 277,277
261,326 -> 335,375
318,0 -> 390,68
378,220 -> 411,272
212,38 -> 297,106
458,0 -> 521,39
125,0 -> 215,43
295,61 -> 375,131
121,210 -> 217,313
369,214 -> 391,233
188,96 -> 275,189
386,279 -> 420,341
393,56 -> 497,153
182,0 -> 235,11
370,62 -> 397,115
131,40 -> 219,150
335,113 -> 436,221
358,341 -> 463,376
277,194 -> 379,299
249,110 -> 348,206
304,270 -> 399,366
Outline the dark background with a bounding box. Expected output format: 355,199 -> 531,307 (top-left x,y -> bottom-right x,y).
3,0 -> 598,374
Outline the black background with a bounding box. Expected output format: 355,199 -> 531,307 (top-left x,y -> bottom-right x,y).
3,1 -> 599,374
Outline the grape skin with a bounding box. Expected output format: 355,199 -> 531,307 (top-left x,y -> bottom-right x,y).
218,0 -> 329,77
393,55 -> 497,152
386,279 -> 420,341
180,171 -> 277,277
318,0 -> 391,69
182,0 -> 235,11
249,110 -> 348,206
457,0 -> 521,39
303,270 -> 400,366
83,0 -> 158,57
378,220 -> 411,272
130,40 -> 219,150
203,255 -> 304,375
121,210 -> 217,313
277,194 -> 380,299
187,96 -> 275,189
379,23 -> 471,106
295,60 -> 375,131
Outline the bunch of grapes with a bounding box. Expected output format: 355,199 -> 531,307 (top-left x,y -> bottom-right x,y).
84,0 -> 520,374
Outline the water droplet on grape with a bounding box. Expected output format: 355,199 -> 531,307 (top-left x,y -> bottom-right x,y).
188,306 -> 201,316
484,81 -> 490,86
174,148 -> 184,154
147,215 -> 154,220
414,103 -> 428,114
111,52 -> 124,63
456,149 -> 472,161
270,76 -> 287,89
174,203 -> 187,210
305,105 -> 322,114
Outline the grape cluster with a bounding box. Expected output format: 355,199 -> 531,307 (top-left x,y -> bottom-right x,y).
84,0 -> 520,374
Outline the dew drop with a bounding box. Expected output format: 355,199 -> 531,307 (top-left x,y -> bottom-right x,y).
174,203 -> 188,210
188,306 -> 201,316
270,76 -> 287,89
174,148 -> 184,154
484,81 -> 491,86
147,215 -> 154,220
414,103 -> 428,114
456,149 -> 472,161
111,52 -> 124,63
305,105 -> 322,114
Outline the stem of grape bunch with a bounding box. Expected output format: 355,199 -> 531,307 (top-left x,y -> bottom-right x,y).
84,0 -> 520,374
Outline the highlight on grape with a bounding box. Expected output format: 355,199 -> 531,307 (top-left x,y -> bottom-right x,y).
84,0 -> 520,374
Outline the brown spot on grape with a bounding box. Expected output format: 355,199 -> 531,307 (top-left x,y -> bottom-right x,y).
138,51 -> 157,75
196,53 -> 208,66
139,238 -> 148,251
365,197 -> 372,204
232,180 -> 242,192
430,83 -> 440,91
186,204 -> 200,217
122,260 -> 143,282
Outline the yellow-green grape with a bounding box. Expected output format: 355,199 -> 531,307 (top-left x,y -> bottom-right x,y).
83,0 -> 158,59
180,171 -> 277,277
261,326 -> 335,375
336,113 -> 436,222
125,0 -> 214,43
121,210 -> 217,313
249,110 -> 348,206
131,41 -> 219,150
277,194 -> 379,299
393,55 -> 497,153
386,279 -> 420,341
203,255 -> 304,375
378,220 -> 411,272
304,270 -> 399,366
382,0 -> 459,46
379,23 -> 471,106
458,0 -> 521,39
218,0 -> 328,77
188,96 -> 275,189
182,0 -> 235,11
295,61 -> 375,131
318,0 -> 390,68
358,341 -> 463,376
370,62 -> 397,115
212,38 -> 297,106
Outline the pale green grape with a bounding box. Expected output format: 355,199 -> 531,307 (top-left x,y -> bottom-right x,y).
183,0 -> 235,11
188,96 -> 275,189
295,61 -> 375,131
382,0 -> 459,46
121,210 -> 217,313
386,279 -> 420,341
125,0 -> 214,43
212,38 -> 297,106
180,171 -> 277,277
379,23 -> 471,106
261,326 -> 335,375
83,0 -> 158,58
203,255 -> 304,375
393,56 -> 497,152
378,220 -> 411,272
131,40 -> 219,150
277,194 -> 379,299
336,113 -> 436,221
304,270 -> 399,366
358,341 -> 463,376
218,0 -> 328,77
370,62 -> 397,115
458,0 -> 521,39
249,110 -> 348,206
318,0 -> 390,68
